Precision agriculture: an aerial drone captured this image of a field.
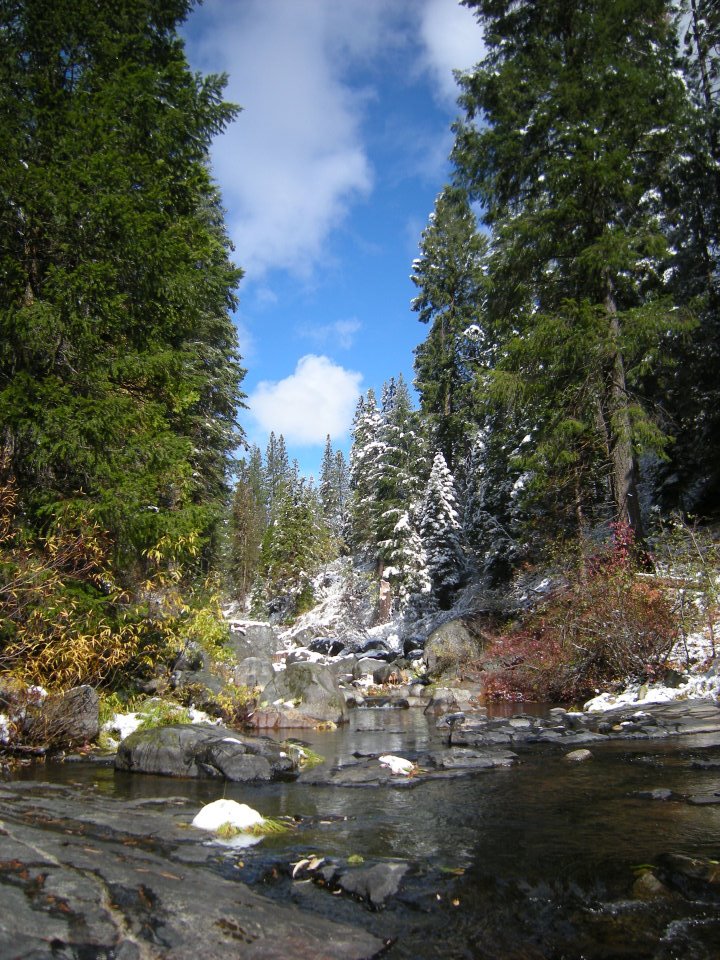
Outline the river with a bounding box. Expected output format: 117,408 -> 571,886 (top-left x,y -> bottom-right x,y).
7,705 -> 720,959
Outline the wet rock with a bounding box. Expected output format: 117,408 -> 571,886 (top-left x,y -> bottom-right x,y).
632,870 -> 677,901
657,853 -> 720,900
308,636 -> 346,657
423,687 -> 460,717
338,862 -> 408,908
0,780 -> 383,959
564,749 -> 593,762
114,723 -> 294,781
634,788 -> 674,801
427,747 -> 517,770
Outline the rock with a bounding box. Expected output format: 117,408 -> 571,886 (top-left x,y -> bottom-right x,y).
308,637 -> 346,657
0,780 -> 383,959
427,747 -> 517,770
632,870 -> 676,901
232,656 -> 275,690
227,622 -> 281,661
372,662 -> 404,685
338,862 -> 408,907
114,723 -> 295,781
25,684 -> 99,748
423,687 -> 460,717
256,662 -> 347,726
423,619 -> 479,679
657,853 -> 720,899
564,749 -> 593,762
634,788 -> 673,801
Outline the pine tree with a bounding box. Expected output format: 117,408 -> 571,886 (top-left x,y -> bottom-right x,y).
253,480 -> 331,622
454,0 -> 691,541
319,435 -> 349,544
0,0 -> 245,576
384,509 -> 431,613
412,186 -> 488,469
228,446 -> 265,599
419,452 -> 465,608
348,390 -> 383,553
263,432 -> 290,521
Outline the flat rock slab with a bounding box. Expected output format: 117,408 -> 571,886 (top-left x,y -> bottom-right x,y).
115,723 -> 295,781
449,699 -> 720,750
0,780 -> 384,960
298,747 -> 517,787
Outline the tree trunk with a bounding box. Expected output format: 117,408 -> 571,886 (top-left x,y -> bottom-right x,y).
605,280 -> 644,542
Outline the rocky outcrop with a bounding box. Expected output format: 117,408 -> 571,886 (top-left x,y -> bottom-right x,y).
0,780 -> 384,960
252,662 -> 347,728
114,723 -> 295,781
423,619 -> 480,679
227,621 -> 281,661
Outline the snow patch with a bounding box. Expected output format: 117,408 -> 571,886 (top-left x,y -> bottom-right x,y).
192,799 -> 265,832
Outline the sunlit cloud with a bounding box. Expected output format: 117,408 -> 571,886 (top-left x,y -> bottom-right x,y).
419,0 -> 486,106
248,354 -> 362,445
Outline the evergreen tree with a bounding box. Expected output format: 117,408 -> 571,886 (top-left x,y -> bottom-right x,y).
0,0 -> 245,575
656,0 -> 720,509
252,480 -> 331,622
319,435 -> 349,544
412,186 -> 488,469
454,0 -> 691,541
419,452 -> 465,608
348,390 -> 383,553
384,509 -> 431,613
263,432 -> 290,521
228,446 -> 265,600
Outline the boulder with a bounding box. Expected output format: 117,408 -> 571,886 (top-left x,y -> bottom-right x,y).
338,862 -> 408,907
255,662 -> 347,726
232,656 -> 275,690
424,687 -> 461,717
227,622 -> 281,661
114,723 -> 295,781
25,685 -> 99,748
423,619 -> 479,679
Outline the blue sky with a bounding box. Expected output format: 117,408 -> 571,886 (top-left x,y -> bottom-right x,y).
183,0 -> 485,476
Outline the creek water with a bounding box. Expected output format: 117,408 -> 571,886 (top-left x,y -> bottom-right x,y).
16,707 -> 720,959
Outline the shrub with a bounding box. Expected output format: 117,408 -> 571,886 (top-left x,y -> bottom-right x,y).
482,526 -> 678,702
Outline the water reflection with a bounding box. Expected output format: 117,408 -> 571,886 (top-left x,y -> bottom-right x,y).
13,712 -> 720,959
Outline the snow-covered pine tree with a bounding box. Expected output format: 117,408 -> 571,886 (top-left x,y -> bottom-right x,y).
383,508 -> 431,613
420,451 -> 465,608
348,389 -> 383,553
319,435 -> 350,544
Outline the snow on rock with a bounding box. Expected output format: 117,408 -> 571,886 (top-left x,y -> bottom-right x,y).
0,713 -> 10,744
379,754 -> 416,776
192,799 -> 265,832
103,705 -> 218,742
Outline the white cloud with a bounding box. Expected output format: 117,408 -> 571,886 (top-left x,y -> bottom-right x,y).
248,355 -> 362,445
419,0 -> 486,106
185,0 -> 406,280
297,317 -> 361,350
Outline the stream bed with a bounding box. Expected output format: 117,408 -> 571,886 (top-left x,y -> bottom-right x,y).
3,705 -> 720,959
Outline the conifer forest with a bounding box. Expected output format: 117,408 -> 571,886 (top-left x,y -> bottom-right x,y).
2,0 -> 720,706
